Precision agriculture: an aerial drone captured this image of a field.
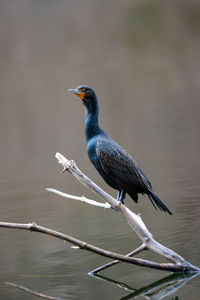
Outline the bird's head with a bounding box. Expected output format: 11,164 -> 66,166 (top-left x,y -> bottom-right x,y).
68,85 -> 97,112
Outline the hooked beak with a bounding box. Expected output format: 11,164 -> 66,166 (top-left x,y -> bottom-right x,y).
68,88 -> 85,100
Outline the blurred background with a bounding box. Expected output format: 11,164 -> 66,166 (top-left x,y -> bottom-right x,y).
0,0 -> 200,299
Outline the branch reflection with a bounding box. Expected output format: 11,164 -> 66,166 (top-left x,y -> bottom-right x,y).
89,272 -> 199,300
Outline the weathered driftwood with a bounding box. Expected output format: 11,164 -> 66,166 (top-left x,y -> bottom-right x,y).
0,220 -> 198,272
53,152 -> 199,272
0,221 -> 192,272
0,152 -> 199,273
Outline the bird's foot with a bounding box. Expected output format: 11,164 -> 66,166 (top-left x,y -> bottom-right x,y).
111,200 -> 123,211
117,190 -> 126,204
111,205 -> 118,211
118,199 -> 124,204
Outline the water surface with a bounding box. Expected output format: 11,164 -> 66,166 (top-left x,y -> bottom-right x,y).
0,1 -> 200,299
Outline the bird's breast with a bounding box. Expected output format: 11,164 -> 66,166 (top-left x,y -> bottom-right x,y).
87,138 -> 99,167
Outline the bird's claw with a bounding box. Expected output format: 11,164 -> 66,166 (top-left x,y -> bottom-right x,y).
111,202 -> 121,211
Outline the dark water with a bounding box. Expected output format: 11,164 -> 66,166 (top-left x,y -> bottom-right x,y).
0,0 -> 200,299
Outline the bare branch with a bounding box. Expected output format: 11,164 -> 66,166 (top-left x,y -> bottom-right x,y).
89,244 -> 147,274
46,188 -> 111,208
0,152 -> 199,274
0,221 -> 196,272
53,152 -> 199,272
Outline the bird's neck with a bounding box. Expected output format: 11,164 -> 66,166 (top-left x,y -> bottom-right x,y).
85,102 -> 102,142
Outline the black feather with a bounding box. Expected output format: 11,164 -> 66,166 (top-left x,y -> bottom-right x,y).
148,190 -> 172,215
70,85 -> 172,215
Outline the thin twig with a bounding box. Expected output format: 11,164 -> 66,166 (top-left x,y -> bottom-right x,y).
46,188 -> 111,208
89,244 -> 147,274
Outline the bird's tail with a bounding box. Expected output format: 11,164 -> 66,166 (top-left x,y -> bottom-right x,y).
148,190 -> 172,215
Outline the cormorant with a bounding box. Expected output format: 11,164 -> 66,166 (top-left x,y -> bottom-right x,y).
68,85 -> 172,215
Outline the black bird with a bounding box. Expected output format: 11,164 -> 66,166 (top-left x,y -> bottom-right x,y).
68,85 -> 172,215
